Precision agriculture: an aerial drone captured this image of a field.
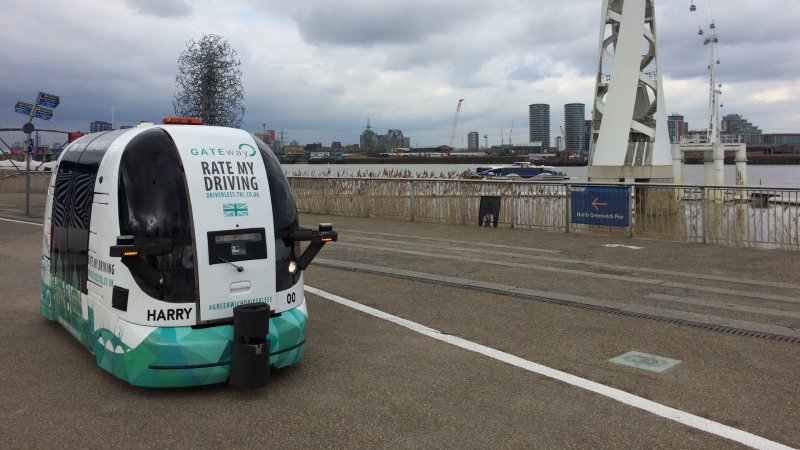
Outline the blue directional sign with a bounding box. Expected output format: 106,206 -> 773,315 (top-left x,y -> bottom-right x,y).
34,106 -> 53,120
15,101 -> 33,115
571,186 -> 630,227
37,92 -> 60,108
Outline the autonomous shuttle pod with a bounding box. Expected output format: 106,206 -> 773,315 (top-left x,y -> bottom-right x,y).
40,118 -> 336,387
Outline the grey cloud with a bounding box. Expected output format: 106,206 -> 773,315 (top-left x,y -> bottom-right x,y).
1,0 -> 797,146
121,0 -> 193,17
657,3 -> 800,84
505,55 -> 560,81
273,0 -> 487,46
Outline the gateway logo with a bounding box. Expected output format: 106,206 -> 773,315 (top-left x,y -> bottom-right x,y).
190,143 -> 257,158
239,143 -> 258,157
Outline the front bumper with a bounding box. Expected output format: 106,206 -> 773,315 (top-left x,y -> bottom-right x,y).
93,306 -> 307,388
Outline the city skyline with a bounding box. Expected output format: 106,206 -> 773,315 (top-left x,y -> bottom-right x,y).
1,0 -> 798,147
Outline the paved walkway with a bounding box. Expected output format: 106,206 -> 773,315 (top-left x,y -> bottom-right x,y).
1,211 -> 798,448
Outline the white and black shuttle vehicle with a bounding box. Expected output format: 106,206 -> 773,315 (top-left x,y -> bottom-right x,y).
40,117 -> 336,387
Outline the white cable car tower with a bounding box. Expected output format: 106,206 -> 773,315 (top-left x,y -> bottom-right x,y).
588,0 -> 673,182
673,1 -> 747,188
696,1 -> 722,145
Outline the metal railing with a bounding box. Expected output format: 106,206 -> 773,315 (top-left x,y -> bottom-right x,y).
289,177 -> 800,250
3,173 -> 796,250
0,171 -> 51,218
289,177 -> 570,232
0,171 -> 51,194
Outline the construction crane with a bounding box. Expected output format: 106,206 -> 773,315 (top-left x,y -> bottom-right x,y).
509,120 -> 514,146
447,99 -> 464,150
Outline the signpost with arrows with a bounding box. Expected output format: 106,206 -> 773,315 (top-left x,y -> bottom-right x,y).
570,186 -> 630,227
14,91 -> 60,216
15,102 -> 33,115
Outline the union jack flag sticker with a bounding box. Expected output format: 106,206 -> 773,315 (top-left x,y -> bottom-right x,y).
223,203 -> 248,217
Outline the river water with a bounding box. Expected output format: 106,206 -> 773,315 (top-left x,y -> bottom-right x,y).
2,159 -> 794,188
285,163 -> 799,188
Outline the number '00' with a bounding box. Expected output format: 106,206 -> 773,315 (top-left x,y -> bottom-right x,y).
287,292 -> 297,303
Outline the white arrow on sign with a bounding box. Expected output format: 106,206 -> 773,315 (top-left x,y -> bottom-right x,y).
592,197 -> 608,210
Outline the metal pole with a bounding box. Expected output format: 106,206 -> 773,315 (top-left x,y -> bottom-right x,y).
564,184 -> 571,233
409,181 -> 416,222
629,184 -> 635,238
459,181 -> 467,225
25,132 -> 31,216
325,178 -> 331,215
23,93 -> 41,217
701,187 -> 707,244
364,180 -> 372,218
509,183 -> 516,229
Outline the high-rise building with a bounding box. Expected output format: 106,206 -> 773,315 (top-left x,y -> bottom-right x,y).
721,114 -> 763,145
90,121 -> 112,133
361,120 -> 411,152
378,129 -> 409,151
529,104 -> 550,148
360,119 -> 377,151
564,103 -> 585,151
467,132 -> 479,150
667,114 -> 686,143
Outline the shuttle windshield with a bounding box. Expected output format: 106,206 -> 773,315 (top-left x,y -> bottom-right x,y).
118,128 -> 196,302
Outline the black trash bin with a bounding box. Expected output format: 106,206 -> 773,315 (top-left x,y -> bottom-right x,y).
479,196 -> 501,227
229,303 -> 271,388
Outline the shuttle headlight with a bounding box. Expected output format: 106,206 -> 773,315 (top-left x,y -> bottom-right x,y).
288,260 -> 298,274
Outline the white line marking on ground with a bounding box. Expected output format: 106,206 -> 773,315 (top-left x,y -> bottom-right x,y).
604,243 -> 644,250
305,285 -> 793,450
0,217 -> 42,226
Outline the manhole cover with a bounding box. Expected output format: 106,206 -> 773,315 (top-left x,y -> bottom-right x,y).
609,351 -> 682,373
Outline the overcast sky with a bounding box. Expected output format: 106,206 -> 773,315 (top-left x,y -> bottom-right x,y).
1,0 -> 798,147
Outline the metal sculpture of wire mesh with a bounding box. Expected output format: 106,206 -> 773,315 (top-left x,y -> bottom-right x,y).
173,34 -> 245,127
